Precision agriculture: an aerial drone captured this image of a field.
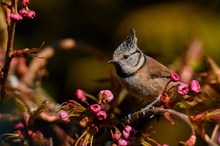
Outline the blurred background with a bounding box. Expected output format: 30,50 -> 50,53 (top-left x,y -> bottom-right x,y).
10,0 -> 220,145
14,0 -> 220,100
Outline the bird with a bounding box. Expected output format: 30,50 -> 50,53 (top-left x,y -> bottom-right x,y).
109,29 -> 172,102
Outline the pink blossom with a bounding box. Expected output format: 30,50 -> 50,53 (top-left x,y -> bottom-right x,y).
122,125 -> 133,139
98,90 -> 114,104
118,139 -> 128,146
189,80 -> 200,94
113,132 -> 121,141
96,110 -> 107,120
122,130 -> 130,139
90,104 -> 101,113
14,122 -> 24,130
170,72 -> 180,82
177,83 -> 189,95
26,10 -> 36,19
75,89 -> 86,102
124,125 -> 133,133
20,8 -> 29,16
10,13 -> 23,22
59,111 -> 70,123
22,0 -> 30,6
19,8 -> 36,19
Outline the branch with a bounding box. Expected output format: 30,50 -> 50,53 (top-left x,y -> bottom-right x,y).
126,106 -> 192,129
0,0 -> 18,102
125,98 -> 218,146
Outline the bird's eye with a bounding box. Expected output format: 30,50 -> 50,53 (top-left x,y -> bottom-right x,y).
123,55 -> 129,59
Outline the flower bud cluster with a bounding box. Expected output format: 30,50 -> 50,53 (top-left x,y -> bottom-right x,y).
59,89 -> 116,145
170,73 -> 201,95
161,73 -> 201,108
75,89 -> 87,102
90,103 -> 107,120
59,89 -> 114,122
13,121 -> 49,145
10,0 -> 36,22
177,80 -> 200,95
113,125 -> 134,146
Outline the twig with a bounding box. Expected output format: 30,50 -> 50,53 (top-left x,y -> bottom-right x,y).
126,106 -> 191,129
0,0 -> 18,102
126,95 -> 161,124
125,99 -> 218,146
204,134 -> 218,146
21,46 -> 54,85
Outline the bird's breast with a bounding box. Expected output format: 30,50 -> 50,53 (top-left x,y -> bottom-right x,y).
118,71 -> 168,101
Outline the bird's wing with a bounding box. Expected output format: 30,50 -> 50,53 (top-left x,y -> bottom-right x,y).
146,56 -> 171,79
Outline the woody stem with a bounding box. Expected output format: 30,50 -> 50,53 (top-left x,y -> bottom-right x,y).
0,0 -> 18,102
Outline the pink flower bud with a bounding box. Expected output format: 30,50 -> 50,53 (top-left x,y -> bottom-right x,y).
118,139 -> 128,146
19,8 -> 36,19
124,125 -> 133,133
160,92 -> 170,108
90,104 -> 101,113
75,89 -> 86,102
113,132 -> 121,141
122,130 -> 130,139
189,80 -> 200,94
122,125 -> 133,139
59,111 -> 70,123
14,122 -> 25,130
26,10 -> 36,19
10,13 -> 23,22
96,110 -> 107,120
98,90 -> 114,104
177,83 -> 189,95
170,72 -> 180,82
20,8 -> 29,16
22,0 -> 30,6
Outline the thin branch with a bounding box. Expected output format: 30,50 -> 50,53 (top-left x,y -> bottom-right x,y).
125,100 -> 218,146
0,0 -> 18,102
204,134 -> 218,146
211,125 -> 219,143
0,24 -> 15,101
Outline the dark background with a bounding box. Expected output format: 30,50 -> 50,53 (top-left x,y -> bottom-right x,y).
14,0 -> 220,101
11,1 -> 220,145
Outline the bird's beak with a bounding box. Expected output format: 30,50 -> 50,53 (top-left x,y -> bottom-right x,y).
108,59 -> 116,64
